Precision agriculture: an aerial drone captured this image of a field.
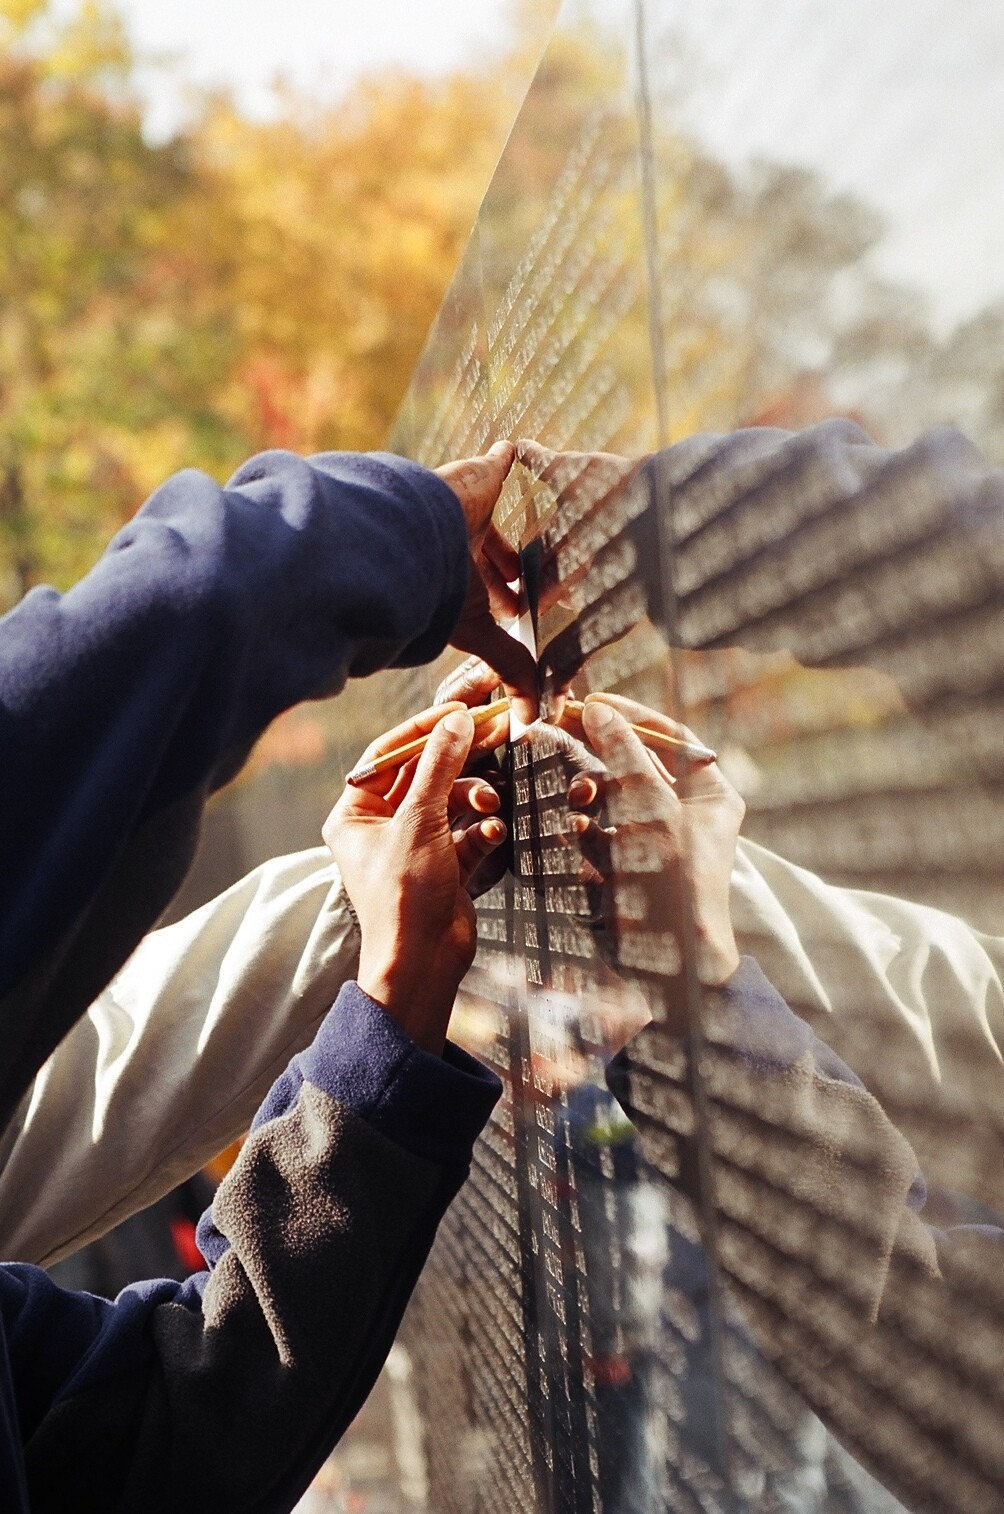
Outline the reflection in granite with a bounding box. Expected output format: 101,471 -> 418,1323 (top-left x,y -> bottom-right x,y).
195,1 -> 1004,1509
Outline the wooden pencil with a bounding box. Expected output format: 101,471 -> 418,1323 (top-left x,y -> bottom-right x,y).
562,699 -> 716,766
346,693 -> 716,786
346,697 -> 511,784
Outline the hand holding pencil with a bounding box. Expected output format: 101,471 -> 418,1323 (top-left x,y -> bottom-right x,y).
346,691 -> 715,786
346,698 -> 512,785
560,698 -> 716,771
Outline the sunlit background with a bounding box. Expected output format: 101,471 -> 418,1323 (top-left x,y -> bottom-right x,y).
3,7 -> 556,1505
0,0 -> 557,604
11,3 -> 1004,1508
91,0 -> 523,141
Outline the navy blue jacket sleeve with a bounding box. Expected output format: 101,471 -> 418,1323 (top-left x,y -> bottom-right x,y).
607,957 -> 1001,1307
1,982 -> 501,1513
0,449 -> 468,1128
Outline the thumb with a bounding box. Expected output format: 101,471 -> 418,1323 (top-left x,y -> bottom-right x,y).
582,699 -> 659,784
405,708 -> 475,829
514,437 -> 557,475
436,441 -> 515,537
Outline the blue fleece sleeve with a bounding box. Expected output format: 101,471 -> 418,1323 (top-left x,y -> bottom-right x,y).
197,981 -> 502,1266
607,957 -> 928,1211
2,983 -> 501,1509
0,449 -> 467,1118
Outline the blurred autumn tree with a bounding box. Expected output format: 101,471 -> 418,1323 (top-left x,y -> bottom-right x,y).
197,73 -> 514,457
0,0 -> 243,598
0,0 -> 554,604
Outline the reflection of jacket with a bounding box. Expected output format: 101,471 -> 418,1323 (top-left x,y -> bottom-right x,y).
731,837 -> 1004,1215
606,957 -> 1004,1514
643,419 -> 1004,1211
0,450 -> 506,1512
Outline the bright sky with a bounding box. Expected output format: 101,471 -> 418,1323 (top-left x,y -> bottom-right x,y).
104,0 -> 520,139
661,0 -> 1004,331
62,0 -> 1000,331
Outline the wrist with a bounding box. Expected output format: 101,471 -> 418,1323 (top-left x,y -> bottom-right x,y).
358,943 -> 461,1056
696,934 -> 740,987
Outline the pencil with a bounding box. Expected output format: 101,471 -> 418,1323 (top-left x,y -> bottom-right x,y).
562,699 -> 716,766
346,697 -> 512,785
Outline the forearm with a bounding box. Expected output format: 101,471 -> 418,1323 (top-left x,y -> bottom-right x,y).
607,958 -> 935,1318
0,848 -> 359,1266
15,983 -> 500,1512
610,957 -> 1004,1512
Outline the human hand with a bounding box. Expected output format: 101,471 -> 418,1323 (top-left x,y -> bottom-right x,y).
515,438 -> 645,516
514,439 -> 654,699
569,695 -> 743,990
432,657 -> 516,893
515,438 -> 644,621
434,651 -> 542,728
322,703 -> 508,1053
435,441 -> 538,712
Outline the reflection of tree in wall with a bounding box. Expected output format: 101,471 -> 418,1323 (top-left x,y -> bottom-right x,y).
479,17 -> 1002,464
653,139 -> 1003,462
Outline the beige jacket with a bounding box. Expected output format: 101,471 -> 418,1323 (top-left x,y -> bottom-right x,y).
0,848 -> 360,1265
3,838 -> 1001,1265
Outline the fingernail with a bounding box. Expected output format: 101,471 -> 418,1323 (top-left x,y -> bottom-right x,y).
442,709 -> 474,739
583,700 -> 614,732
488,439 -> 513,459
481,818 -> 506,841
473,785 -> 499,813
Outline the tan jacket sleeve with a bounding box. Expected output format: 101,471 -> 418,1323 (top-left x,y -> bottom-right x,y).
0,848 -> 359,1266
732,836 -> 1004,1207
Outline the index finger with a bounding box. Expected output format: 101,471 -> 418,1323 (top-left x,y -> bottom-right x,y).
585,694 -> 725,801
435,656 -> 499,708
515,439 -> 642,504
482,521 -> 521,582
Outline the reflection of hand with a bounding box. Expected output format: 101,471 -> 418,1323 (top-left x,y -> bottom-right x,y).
515,439 -> 646,520
515,438 -> 655,699
435,442 -> 538,708
435,652 -> 544,727
573,695 -> 743,988
323,704 -> 507,1053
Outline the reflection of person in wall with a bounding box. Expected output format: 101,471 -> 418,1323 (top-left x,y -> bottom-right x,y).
0,435 -> 535,1509
567,691 -> 1004,1514
511,420 -> 1004,1246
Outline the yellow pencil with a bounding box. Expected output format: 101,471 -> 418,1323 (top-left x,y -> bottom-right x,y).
562,699 -> 716,766
346,697 -> 512,785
